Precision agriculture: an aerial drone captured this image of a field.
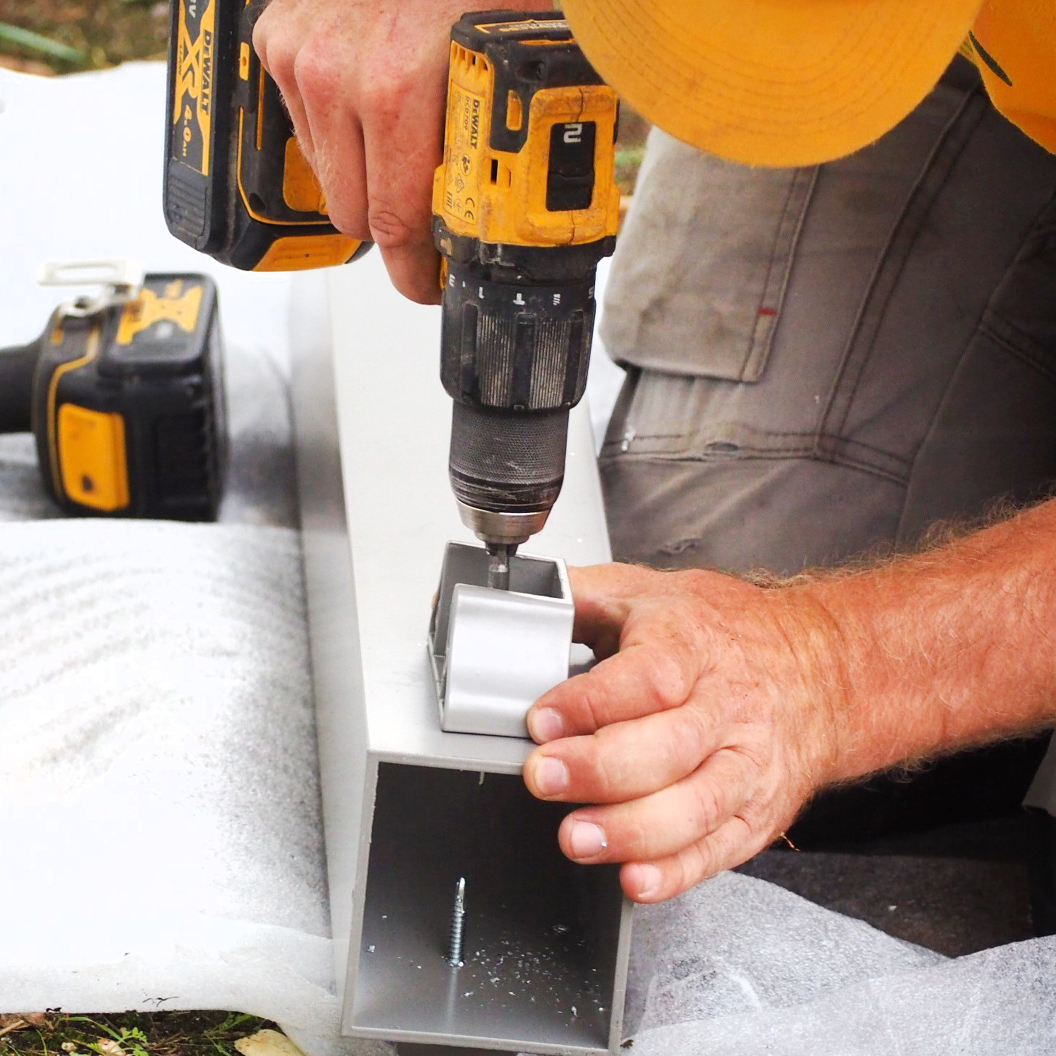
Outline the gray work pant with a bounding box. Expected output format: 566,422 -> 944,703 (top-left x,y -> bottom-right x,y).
598,58 -> 1056,850
601,59 -> 1056,576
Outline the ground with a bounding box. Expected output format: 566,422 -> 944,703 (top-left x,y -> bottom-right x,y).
0,1012 -> 281,1056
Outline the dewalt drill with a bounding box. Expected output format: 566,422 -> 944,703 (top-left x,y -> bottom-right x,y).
0,262 -> 226,520
432,12 -> 620,587
163,7 -> 620,580
164,0 -> 369,270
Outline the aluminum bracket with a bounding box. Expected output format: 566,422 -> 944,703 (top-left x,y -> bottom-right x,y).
429,542 -> 574,738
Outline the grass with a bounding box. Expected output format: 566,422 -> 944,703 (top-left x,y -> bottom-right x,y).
0,1 -> 167,75
0,1012 -> 280,1056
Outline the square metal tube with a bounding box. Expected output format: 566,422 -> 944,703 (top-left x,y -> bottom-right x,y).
290,261 -> 631,1053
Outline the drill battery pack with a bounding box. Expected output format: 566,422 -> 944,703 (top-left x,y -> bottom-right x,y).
0,270 -> 228,521
164,0 -> 367,271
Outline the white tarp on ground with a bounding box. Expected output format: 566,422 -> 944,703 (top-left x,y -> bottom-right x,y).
2,61 -> 1056,1056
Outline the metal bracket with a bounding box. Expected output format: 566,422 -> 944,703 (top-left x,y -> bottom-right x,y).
37,258 -> 144,319
428,541 -> 574,738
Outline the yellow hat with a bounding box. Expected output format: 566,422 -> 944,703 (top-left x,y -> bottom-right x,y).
561,0 -> 984,166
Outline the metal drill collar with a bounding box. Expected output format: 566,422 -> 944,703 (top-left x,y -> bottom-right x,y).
456,501 -> 550,546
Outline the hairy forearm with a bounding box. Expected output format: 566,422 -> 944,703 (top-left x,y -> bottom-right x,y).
795,497 -> 1056,785
525,496 -> 1056,901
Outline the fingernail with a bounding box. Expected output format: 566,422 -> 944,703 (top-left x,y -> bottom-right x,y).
533,756 -> 569,796
529,707 -> 564,743
568,820 -> 608,859
626,863 -> 663,901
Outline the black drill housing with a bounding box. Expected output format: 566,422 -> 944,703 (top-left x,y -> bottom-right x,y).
438,243 -> 611,516
433,9 -> 618,523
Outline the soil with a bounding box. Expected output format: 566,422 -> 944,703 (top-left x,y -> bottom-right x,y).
0,1 -> 168,75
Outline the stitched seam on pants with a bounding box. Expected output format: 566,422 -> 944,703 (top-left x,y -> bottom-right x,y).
601,445 -> 912,486
976,202 -> 1056,385
815,84 -> 989,454
743,167 -> 820,381
979,317 -> 1056,385
894,191 -> 1056,542
605,422 -> 912,471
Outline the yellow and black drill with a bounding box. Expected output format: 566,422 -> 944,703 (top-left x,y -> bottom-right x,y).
164,0 -> 369,270
432,11 -> 620,588
0,263 -> 226,520
163,7 -> 620,579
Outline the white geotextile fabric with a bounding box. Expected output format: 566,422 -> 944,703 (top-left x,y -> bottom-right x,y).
3,59 -> 1056,1056
0,523 -> 330,1018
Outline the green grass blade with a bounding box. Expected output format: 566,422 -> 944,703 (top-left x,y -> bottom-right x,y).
0,21 -> 87,64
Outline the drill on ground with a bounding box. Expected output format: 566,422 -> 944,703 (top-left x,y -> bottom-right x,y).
0,262 -> 226,520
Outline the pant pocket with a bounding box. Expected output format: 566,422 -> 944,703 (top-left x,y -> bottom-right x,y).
600,128 -> 815,383
599,61 -> 1056,572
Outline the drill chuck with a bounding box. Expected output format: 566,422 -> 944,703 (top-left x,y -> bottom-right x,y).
441,261 -> 597,545
449,401 -> 569,545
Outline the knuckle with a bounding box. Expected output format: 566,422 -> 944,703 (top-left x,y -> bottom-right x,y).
682,705 -> 720,762
574,671 -> 620,730
577,675 -> 613,732
356,62 -> 418,123
250,10 -> 276,66
325,196 -> 367,242
637,643 -> 695,710
604,809 -> 649,863
293,37 -> 342,103
367,206 -> 417,249
260,36 -> 298,86
686,774 -> 726,837
684,840 -> 718,886
585,735 -> 622,798
624,815 -> 655,860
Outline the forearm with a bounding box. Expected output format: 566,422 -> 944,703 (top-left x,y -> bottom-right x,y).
798,497 -> 1056,785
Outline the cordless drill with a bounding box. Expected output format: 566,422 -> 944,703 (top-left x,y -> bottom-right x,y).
432,12 -> 620,588
163,6 -> 620,579
0,262 -> 226,520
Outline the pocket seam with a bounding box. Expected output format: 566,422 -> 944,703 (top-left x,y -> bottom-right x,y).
741,166 -> 819,382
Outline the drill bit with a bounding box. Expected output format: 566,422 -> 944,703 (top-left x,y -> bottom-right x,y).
486,543 -> 515,591
447,876 -> 466,967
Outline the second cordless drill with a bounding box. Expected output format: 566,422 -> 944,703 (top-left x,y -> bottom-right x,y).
432,11 -> 620,588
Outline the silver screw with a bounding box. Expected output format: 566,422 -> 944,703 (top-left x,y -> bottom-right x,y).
447,876 -> 466,967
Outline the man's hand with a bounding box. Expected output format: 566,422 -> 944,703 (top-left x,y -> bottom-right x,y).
523,563 -> 846,904
253,0 -> 549,303
523,501 -> 1056,904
